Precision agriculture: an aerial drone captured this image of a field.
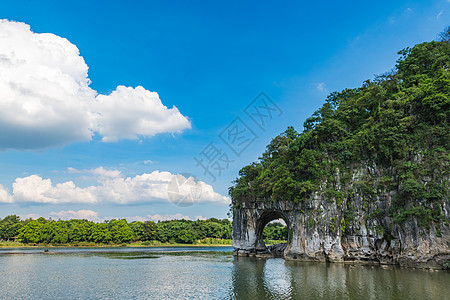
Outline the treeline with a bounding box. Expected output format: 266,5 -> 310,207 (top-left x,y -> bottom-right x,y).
263,222 -> 288,241
0,215 -> 287,245
0,215 -> 232,244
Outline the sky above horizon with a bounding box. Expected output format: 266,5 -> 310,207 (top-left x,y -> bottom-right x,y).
0,0 -> 448,223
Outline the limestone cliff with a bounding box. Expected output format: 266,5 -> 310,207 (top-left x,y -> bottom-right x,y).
231,37 -> 450,269
232,162 -> 449,269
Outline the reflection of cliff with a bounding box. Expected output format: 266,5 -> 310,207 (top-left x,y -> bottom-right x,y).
230,257 -> 268,299
231,258 -> 297,299
231,37 -> 450,270
229,258 -> 449,298
286,261 -> 449,299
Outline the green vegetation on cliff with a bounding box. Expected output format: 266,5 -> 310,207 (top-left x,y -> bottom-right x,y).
230,29 -> 450,228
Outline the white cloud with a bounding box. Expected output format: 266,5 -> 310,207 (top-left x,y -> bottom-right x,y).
20,209 -> 104,222
0,20 -> 190,150
95,171 -> 175,204
89,166 -> 122,179
3,168 -> 230,206
0,184 -> 13,203
50,209 -> 103,222
268,219 -> 286,226
436,10 -> 443,20
0,20 -> 95,150
316,82 -> 326,92
93,86 -> 191,142
94,171 -> 229,205
67,167 -> 81,174
19,213 -> 44,220
125,215 -> 152,222
148,213 -> 192,221
128,213 -> 192,222
13,175 -> 97,204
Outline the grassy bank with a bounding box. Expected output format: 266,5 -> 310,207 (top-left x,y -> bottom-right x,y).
0,240 -> 230,248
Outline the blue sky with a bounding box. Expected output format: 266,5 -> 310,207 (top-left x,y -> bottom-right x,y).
0,0 -> 448,222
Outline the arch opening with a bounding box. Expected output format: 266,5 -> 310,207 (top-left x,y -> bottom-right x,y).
255,210 -> 290,256
263,219 -> 288,244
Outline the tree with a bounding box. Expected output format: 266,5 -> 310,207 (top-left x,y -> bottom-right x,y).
109,219 -> 135,243
129,221 -> 142,241
69,221 -> 93,242
263,222 -> 288,240
141,221 -> 156,241
0,215 -> 23,240
90,223 -> 111,243
18,220 -> 42,243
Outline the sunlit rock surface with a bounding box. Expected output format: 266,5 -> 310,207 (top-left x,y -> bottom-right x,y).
232,167 -> 450,270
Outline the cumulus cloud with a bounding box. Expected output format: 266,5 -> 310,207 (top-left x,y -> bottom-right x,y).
20,210 -> 103,222
0,184 -> 13,203
147,213 -> 192,221
89,166 -> 122,179
3,168 -> 230,206
0,20 -> 190,150
96,171 -> 175,204
0,20 -> 95,149
13,175 -> 97,204
50,209 -> 103,222
93,86 -> 191,142
94,170 -> 229,205
127,213 -> 193,222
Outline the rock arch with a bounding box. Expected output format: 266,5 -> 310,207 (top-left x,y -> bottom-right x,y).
254,210 -> 289,251
232,200 -> 294,257
232,195 -> 450,269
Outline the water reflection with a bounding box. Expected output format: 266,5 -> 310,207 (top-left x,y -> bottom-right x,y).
230,257 -> 267,299
230,257 -> 450,300
263,259 -> 294,298
0,248 -> 448,299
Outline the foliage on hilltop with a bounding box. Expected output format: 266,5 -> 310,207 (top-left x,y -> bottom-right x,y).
230,31 -> 450,228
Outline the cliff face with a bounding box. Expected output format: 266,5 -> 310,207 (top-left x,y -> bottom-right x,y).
232,163 -> 450,269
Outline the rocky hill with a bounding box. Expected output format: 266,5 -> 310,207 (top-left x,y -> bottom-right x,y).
230,31 -> 450,269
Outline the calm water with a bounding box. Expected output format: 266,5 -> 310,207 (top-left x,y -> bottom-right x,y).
0,247 -> 448,299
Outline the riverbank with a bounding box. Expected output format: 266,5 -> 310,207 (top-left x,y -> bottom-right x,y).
0,241 -> 230,248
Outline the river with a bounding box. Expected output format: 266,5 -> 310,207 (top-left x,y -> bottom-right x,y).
0,246 -> 448,299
